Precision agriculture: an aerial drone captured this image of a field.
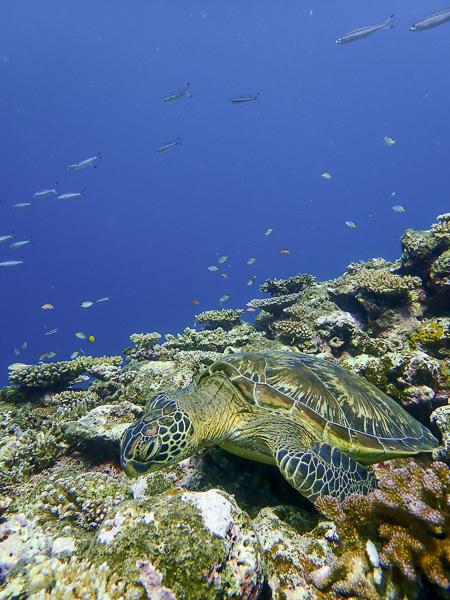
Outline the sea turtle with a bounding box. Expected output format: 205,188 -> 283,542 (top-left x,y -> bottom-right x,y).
120,351 -> 439,501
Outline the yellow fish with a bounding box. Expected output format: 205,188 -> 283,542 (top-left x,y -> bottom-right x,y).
88,335 -> 95,343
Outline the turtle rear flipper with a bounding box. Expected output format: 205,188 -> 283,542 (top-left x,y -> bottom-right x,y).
276,442 -> 377,502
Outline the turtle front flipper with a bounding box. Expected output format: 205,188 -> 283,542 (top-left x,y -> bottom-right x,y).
276,442 -> 377,502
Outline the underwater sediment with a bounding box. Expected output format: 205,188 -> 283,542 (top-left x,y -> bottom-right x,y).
2,214 -> 450,599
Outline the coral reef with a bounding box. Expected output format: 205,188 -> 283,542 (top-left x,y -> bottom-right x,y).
259,273 -> 316,297
4,214 -> 450,599
8,356 -> 123,390
313,461 -> 450,598
195,308 -> 244,330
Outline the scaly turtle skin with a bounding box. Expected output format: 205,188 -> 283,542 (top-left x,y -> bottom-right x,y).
120,351 -> 439,501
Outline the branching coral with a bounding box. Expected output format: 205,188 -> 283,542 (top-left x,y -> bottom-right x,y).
271,319 -> 315,345
129,332 -> 161,349
329,262 -> 421,300
314,461 -> 450,598
259,273 -> 315,297
8,357 -> 123,390
195,308 -> 244,330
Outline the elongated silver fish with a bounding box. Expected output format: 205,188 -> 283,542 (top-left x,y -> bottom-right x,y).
58,192 -> 84,200
411,9 -> 450,31
155,138 -> 181,154
336,14 -> 394,44
0,235 -> 13,244
230,93 -> 259,104
13,203 -> 31,209
0,260 -> 24,267
161,84 -> 192,103
33,189 -> 57,200
75,154 -> 101,170
10,240 -> 30,249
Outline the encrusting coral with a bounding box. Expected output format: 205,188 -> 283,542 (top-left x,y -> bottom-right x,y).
313,461 -> 450,598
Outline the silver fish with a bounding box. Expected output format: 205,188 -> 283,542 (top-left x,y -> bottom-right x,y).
75,154 -> 101,170
10,240 -> 30,250
0,235 -> 13,244
67,164 -> 78,171
411,9 -> 450,31
336,14 -> 394,44
58,192 -> 84,200
0,260 -> 24,267
161,84 -> 192,103
13,203 -> 31,209
230,93 -> 259,104
155,138 -> 181,154
33,189 -> 57,200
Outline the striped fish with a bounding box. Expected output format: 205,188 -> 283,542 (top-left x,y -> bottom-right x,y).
411,9 -> 450,31
336,15 -> 394,44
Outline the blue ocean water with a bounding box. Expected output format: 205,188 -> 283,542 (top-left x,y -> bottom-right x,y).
1,1 -> 449,386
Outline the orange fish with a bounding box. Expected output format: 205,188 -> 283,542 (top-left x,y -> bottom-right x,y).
221,273 -> 228,280
40,303 -> 54,310
190,300 -> 200,305
280,249 -> 290,255
246,307 -> 257,312
38,352 -> 49,361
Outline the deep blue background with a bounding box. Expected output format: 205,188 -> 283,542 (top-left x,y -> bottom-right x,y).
1,2 -> 449,385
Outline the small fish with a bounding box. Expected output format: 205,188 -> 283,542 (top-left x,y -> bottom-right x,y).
246,307 -> 257,312
14,348 -> 20,356
321,172 -> 332,180
39,352 -> 49,361
247,258 -> 256,265
280,249 -> 290,255
208,266 -> 219,271
10,240 -> 30,250
384,136 -> 395,147
265,228 -> 273,236
221,273 -> 228,280
0,235 -> 13,244
58,192 -> 84,200
22,342 -> 27,349
345,221 -> 357,228
33,189 -> 57,200
47,351 -> 56,358
67,164 -> 78,171
8,362 -> 30,371
219,294 -> 230,304
218,256 -> 228,264
45,328 -> 58,336
161,83 -> 192,103
392,205 -> 405,213
70,351 -> 79,359
40,303 -> 54,310
155,138 -> 181,154
411,9 -> 450,31
81,301 -> 94,308
96,297 -> 110,302
0,260 -> 24,267
190,300 -> 199,305
336,15 -> 394,44
390,192 -> 396,199
74,154 -> 101,170
13,203 -> 31,209
247,276 -> 256,286
75,332 -> 87,339
88,335 -> 95,343
230,93 -> 259,104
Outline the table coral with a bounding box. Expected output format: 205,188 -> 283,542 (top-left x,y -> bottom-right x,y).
259,273 -> 315,297
195,308 -> 244,330
246,293 -> 302,315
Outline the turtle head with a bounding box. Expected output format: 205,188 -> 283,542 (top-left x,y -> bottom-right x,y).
120,392 -> 195,478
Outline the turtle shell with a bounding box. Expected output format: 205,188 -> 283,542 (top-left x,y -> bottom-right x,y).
206,351 -> 438,461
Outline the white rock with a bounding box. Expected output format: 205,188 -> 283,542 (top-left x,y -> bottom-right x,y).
51,536 -> 76,555
182,489 -> 233,539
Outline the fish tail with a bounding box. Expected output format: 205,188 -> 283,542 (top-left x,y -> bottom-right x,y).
383,14 -> 394,28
